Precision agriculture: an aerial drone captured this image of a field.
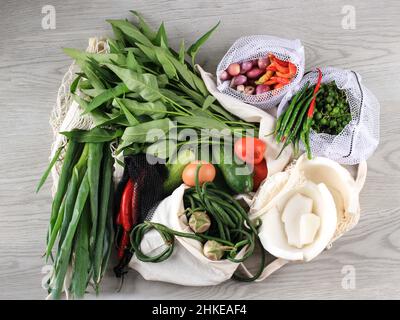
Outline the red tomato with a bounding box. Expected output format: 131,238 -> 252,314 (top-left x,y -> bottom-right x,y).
252,159 -> 268,191
234,137 -> 266,165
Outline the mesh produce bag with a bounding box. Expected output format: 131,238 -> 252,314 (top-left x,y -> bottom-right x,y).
277,67 -> 380,165
216,35 -> 305,109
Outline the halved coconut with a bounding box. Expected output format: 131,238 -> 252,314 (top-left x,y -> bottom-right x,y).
258,181 -> 337,262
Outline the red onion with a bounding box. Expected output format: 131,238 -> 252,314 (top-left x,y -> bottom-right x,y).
219,70 -> 231,81
227,63 -> 240,76
246,68 -> 264,79
231,75 -> 247,86
255,84 -> 270,95
257,57 -> 269,70
240,61 -> 253,74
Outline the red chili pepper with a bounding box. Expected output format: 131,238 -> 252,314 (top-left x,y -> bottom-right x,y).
272,55 -> 289,67
120,179 -> 134,231
275,71 -> 293,79
270,76 -> 290,85
274,83 -> 286,90
118,231 -> 130,259
266,63 -> 278,72
117,179 -> 134,259
307,68 -> 323,118
288,62 -> 297,77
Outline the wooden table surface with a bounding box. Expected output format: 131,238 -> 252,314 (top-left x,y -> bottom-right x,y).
1,0 -> 399,300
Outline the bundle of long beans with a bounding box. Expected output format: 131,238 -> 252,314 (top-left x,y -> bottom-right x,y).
130,166 -> 265,281
38,141 -> 114,299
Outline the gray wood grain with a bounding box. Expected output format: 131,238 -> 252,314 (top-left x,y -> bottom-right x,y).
0,0 -> 399,300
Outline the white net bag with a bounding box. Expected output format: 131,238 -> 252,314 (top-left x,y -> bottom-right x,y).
216,35 -> 305,109
277,67 -> 380,165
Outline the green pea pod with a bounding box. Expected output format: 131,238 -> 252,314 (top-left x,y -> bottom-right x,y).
51,171 -> 90,300
48,141 -> 80,241
93,144 -> 114,286
87,143 -> 104,256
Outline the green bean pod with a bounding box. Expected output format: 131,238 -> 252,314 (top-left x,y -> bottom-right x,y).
70,202 -> 91,299
87,142 -> 104,256
57,144 -> 89,254
48,141 -> 81,241
93,143 -> 114,285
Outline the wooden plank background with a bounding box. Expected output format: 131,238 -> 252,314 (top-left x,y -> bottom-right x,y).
0,0 -> 399,299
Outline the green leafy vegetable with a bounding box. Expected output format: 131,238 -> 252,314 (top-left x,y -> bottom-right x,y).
187,21 -> 220,66
106,64 -> 162,102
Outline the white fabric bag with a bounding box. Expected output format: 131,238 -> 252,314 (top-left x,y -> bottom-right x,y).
216,35 -> 305,110
277,67 -> 380,165
129,185 -> 246,286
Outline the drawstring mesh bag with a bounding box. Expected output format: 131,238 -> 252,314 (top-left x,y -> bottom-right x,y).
277,67 -> 380,165
216,35 -> 305,109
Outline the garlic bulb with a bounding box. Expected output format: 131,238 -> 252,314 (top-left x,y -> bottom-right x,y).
203,240 -> 231,261
189,211 -> 211,233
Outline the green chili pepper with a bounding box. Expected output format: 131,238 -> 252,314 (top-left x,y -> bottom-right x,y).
276,83 -> 309,142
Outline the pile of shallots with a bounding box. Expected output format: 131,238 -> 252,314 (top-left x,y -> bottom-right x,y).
219,54 -> 297,95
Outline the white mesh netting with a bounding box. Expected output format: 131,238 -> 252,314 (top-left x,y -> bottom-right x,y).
216,35 -> 305,110
277,67 -> 380,165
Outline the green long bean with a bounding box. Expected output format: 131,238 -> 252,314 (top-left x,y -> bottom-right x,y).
51,171 -> 90,300
93,143 -> 114,285
87,142 -> 104,255
48,141 -> 81,241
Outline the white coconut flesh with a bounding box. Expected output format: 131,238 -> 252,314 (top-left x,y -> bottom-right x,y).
295,155 -> 358,218
258,181 -> 337,262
